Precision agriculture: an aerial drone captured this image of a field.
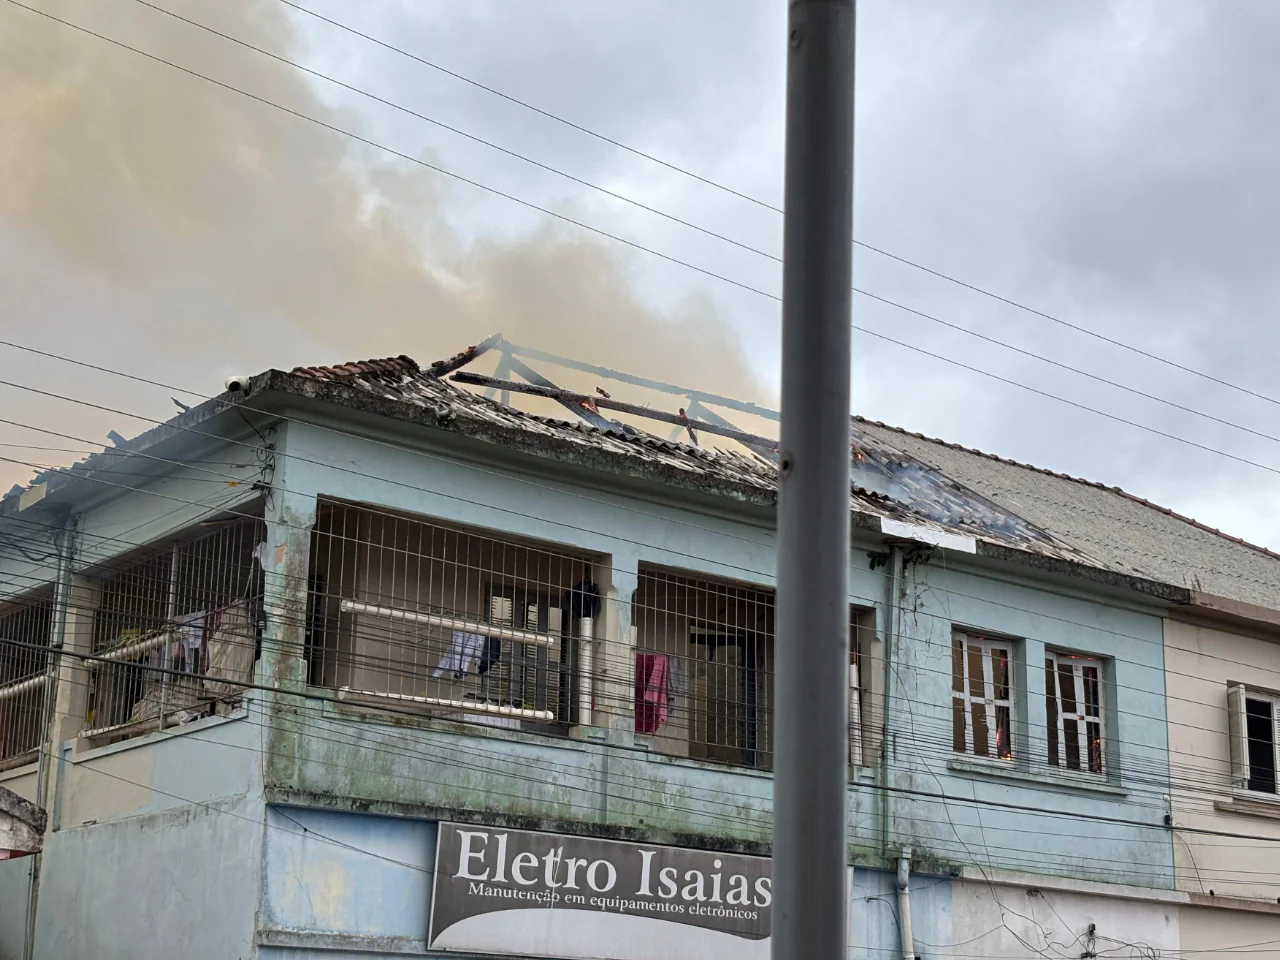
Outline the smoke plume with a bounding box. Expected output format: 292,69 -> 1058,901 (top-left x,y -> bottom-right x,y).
0,0 -> 769,487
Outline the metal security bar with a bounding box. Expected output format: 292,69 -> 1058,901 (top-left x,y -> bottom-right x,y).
84,514 -> 266,741
632,568 -> 775,768
306,500 -> 597,727
632,568 -> 875,771
0,588 -> 54,768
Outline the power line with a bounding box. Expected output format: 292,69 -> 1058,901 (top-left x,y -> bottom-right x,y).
3,402 -> 1279,729
13,634 -> 1280,846
126,0 -> 1280,454
3,327 -> 1275,698
0,0 -> 778,304
271,0 -> 782,214
45,739 -> 1280,957
275,0 -> 1280,414
0,532 -> 1270,800
13,0 -> 1280,485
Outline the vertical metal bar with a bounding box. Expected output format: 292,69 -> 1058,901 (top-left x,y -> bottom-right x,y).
773,1 -> 855,955
157,541 -> 180,732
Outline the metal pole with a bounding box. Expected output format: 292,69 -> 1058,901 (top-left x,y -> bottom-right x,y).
25,517 -> 74,960
773,2 -> 855,959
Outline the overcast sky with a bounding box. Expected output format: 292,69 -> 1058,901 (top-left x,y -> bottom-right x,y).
3,0 -> 1280,549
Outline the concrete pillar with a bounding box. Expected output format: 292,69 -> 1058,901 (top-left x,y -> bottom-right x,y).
591,553 -> 639,743
253,434 -> 317,789
50,576 -> 100,744
254,489 -> 317,694
1021,636 -> 1047,768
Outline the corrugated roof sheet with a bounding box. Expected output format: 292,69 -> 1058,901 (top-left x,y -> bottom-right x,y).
853,418 -> 1280,608
287,355 -> 1098,568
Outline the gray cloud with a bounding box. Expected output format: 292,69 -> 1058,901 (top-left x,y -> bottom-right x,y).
3,0 -> 1279,549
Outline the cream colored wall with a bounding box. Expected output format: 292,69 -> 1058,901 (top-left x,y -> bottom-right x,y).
1165,618 -> 1280,901
1178,905 -> 1280,957
0,765 -> 37,803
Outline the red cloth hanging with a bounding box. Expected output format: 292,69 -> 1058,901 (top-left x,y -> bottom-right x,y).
634,653 -> 669,734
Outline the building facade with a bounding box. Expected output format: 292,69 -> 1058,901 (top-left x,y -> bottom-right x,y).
1,342 -> 1276,958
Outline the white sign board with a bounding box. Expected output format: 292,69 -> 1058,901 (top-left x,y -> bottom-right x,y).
429,822 -> 776,960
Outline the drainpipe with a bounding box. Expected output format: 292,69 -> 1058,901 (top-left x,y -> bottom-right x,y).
576,616 -> 594,728
879,544 -> 904,857
897,847 -> 916,960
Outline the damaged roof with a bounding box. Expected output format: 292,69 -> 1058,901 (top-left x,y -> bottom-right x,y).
11,339 -> 1279,610
853,418 -> 1280,609
287,348 -> 1280,607
286,354 -> 1113,572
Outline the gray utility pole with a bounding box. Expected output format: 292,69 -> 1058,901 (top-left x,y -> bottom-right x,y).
772,2 -> 856,960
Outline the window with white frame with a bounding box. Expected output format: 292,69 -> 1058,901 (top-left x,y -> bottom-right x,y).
1228,685 -> 1279,795
951,633 -> 1014,760
1045,651 -> 1105,775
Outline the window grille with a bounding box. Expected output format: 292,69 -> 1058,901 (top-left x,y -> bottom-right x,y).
306,500 -> 594,727
84,514 -> 265,741
0,588 -> 54,767
632,566 -> 873,772
632,569 -> 773,768
952,632 -> 1014,760
1045,651 -> 1105,774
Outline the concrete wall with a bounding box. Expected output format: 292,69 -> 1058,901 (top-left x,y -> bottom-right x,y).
1178,904 -> 1280,957
0,854 -> 35,960
258,806 -> 434,955
1165,618 -> 1280,902
256,807 -> 1193,960
265,417 -> 1176,888
886,556 -> 1175,888
32,791 -> 264,960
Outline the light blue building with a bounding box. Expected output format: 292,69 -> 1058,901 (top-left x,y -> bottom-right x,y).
1,337 -> 1273,959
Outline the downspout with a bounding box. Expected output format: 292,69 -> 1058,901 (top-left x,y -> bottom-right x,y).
576,616 -> 594,728
897,847 -> 916,960
879,544 -> 904,857
25,513 -> 74,960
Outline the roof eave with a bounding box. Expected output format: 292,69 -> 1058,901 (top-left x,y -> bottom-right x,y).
257,370 -> 1191,605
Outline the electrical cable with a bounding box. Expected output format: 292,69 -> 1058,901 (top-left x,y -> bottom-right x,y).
273,0 -> 1280,416
5,387 -> 1280,709
0,470 -> 1274,795
11,631 -> 1280,845
11,0 -> 1280,487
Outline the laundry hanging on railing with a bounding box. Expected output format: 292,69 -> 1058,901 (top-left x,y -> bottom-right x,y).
433,630 -> 486,679
204,601 -> 255,699
634,653 -> 670,734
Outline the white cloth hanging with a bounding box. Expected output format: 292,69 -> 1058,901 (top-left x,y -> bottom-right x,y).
433,631 -> 486,679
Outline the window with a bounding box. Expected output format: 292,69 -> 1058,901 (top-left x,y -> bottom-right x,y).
952,633 -> 1013,760
632,569 -> 774,769
1229,685 -> 1280,795
307,500 -> 588,728
0,589 -> 53,766
86,515 -> 265,742
1045,651 -> 1105,774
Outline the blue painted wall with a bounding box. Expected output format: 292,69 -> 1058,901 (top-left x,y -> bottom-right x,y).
0,406 -> 1178,960
267,415 -> 1175,887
